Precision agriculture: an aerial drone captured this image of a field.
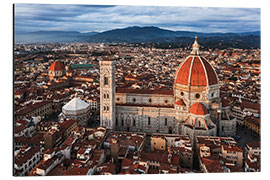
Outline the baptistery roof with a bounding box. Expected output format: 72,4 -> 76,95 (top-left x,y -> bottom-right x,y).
63,97 -> 90,111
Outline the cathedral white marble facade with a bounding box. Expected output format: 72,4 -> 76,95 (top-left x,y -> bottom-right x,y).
100,37 -> 236,144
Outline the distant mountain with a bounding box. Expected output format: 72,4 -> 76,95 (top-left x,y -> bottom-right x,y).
81,32 -> 99,36
87,26 -> 177,42
15,30 -> 98,43
87,26 -> 260,43
14,26 -> 260,48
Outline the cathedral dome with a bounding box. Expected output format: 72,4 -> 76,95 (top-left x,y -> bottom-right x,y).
175,37 -> 218,87
189,102 -> 208,115
49,61 -> 65,71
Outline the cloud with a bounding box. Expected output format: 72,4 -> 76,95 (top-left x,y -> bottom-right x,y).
14,4 -> 260,33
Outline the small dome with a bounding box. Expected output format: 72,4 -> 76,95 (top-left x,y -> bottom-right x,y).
189,102 -> 208,115
175,99 -> 186,106
49,61 -> 65,71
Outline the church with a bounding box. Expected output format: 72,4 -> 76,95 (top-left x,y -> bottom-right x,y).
100,37 -> 237,143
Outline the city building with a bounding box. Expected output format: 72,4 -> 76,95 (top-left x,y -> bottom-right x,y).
196,136 -> 243,172
218,97 -> 237,136
31,149 -> 64,176
150,134 -> 193,169
243,116 -> 260,136
14,146 -> 44,176
15,101 -> 53,121
103,131 -> 146,153
244,142 -> 260,172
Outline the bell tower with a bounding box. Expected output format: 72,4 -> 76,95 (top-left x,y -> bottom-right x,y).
99,58 -> 115,130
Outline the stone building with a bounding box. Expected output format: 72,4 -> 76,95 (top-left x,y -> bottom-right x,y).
15,101 -> 53,121
100,37 -> 236,144
218,98 -> 237,136
60,97 -> 91,126
14,146 -> 44,176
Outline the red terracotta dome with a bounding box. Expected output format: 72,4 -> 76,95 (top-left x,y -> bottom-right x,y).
49,61 -> 65,71
175,99 -> 186,106
175,37 -> 218,86
189,102 -> 208,115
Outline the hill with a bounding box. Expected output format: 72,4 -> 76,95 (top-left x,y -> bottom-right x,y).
15,26 -> 260,48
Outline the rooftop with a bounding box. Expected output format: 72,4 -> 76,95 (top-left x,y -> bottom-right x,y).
62,97 -> 90,111
116,88 -> 173,95
189,102 -> 208,115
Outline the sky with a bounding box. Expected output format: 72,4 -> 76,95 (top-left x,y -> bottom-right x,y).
14,4 -> 261,33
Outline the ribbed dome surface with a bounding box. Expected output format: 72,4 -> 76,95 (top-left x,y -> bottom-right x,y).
49,61 -> 65,71
175,37 -> 218,87
175,56 -> 218,86
189,102 -> 208,115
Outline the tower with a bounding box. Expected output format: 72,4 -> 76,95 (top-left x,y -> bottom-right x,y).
99,58 -> 115,129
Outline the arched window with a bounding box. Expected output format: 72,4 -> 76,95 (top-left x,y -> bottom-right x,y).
165,118 -> 168,126
104,76 -> 108,85
148,117 -> 151,125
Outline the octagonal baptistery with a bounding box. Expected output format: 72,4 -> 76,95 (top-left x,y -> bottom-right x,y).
174,37 -> 220,109
62,97 -> 91,126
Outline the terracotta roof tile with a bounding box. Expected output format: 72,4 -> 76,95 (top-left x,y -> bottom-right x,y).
14,125 -> 28,134
175,55 -> 218,86
175,99 -> 186,106
189,102 -> 208,115
49,61 -> 65,71
116,88 -> 173,95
